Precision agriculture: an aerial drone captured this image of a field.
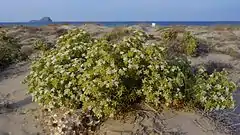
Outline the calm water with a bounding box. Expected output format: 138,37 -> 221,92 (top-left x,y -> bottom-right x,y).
1,21 -> 240,27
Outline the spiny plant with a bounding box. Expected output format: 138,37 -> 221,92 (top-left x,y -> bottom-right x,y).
24,28 -> 237,120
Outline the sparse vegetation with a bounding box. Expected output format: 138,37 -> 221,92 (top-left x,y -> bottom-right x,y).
103,27 -> 131,42
218,47 -> 240,59
0,31 -> 27,70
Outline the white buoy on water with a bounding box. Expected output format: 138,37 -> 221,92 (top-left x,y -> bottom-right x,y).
151,23 -> 156,27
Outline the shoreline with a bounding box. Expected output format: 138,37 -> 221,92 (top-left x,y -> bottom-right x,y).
1,21 -> 240,28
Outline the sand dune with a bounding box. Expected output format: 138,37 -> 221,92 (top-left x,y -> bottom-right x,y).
0,24 -> 240,135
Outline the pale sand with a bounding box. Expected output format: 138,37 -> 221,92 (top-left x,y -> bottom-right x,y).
0,62 -> 43,135
0,25 -> 240,135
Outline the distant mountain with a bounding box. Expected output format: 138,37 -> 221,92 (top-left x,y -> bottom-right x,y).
29,17 -> 53,23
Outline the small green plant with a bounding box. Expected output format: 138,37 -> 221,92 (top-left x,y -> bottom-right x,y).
24,29 -> 237,120
180,31 -> 197,56
162,29 -> 178,42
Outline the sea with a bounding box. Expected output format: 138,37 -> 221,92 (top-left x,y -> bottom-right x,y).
1,21 -> 240,27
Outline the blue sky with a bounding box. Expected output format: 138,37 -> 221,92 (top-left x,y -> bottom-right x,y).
1,0 -> 240,22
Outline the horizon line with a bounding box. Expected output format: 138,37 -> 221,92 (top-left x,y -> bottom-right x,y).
1,20 -> 240,23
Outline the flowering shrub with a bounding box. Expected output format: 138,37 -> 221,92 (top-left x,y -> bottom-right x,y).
24,28 -> 237,119
193,66 -> 237,111
24,29 -> 93,109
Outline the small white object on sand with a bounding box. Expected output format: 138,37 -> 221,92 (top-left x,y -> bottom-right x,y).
151,23 -> 156,27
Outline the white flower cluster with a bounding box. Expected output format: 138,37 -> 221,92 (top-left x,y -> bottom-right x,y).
194,68 -> 236,111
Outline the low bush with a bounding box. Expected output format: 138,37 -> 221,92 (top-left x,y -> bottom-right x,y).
162,29 -> 178,42
24,29 -> 237,120
161,29 -> 197,56
0,31 -> 27,69
180,31 -> 197,56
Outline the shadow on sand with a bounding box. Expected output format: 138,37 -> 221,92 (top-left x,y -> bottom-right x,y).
0,96 -> 33,114
0,61 -> 30,82
8,96 -> 33,109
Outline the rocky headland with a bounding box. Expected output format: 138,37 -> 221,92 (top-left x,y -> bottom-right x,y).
29,17 -> 53,23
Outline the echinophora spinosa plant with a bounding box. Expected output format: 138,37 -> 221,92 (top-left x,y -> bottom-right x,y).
24,28 -> 237,119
